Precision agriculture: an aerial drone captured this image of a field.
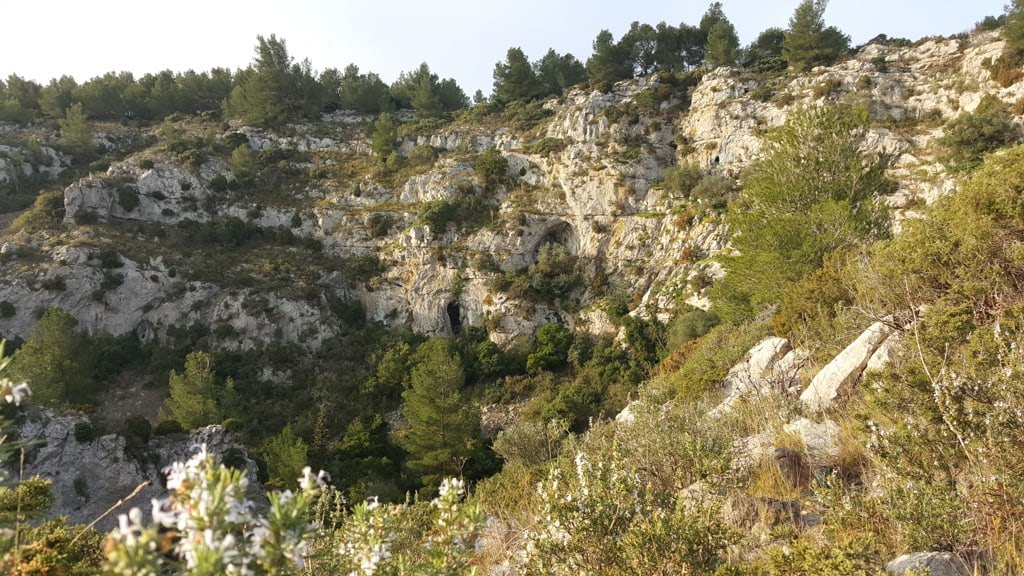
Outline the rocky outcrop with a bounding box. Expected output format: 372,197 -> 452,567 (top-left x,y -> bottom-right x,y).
800,322 -> 897,412
713,337 -> 808,414
13,409 -> 262,532
885,552 -> 970,576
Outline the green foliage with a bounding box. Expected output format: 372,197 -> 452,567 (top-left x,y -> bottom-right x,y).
771,250 -> 854,343
223,35 -> 325,125
0,477 -> 54,521
230,143 -> 257,181
939,94 -> 1020,168
705,18 -> 740,68
8,189 -> 65,233
367,212 -> 394,238
522,413 -> 735,575
528,243 -> 582,302
662,162 -> 703,196
339,64 -> 394,113
161,351 -> 235,430
535,48 -> 588,96
492,419 -> 569,468
587,29 -> 635,88
743,27 -> 787,70
475,147 -> 508,189
782,0 -> 851,72
417,200 -> 458,235
262,424 -> 309,489
391,62 -> 467,118
527,322 -> 574,374
691,174 -> 737,207
400,338 -> 482,487
8,308 -> 98,406
492,47 -> 544,104
665,319 -> 769,401
58,102 -> 95,163
713,104 -> 892,320
371,112 -> 397,157
0,517 -> 103,575
1004,0 -> 1024,50
666,307 -> 720,351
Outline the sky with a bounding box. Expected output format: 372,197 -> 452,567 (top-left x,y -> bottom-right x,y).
0,0 -> 1010,98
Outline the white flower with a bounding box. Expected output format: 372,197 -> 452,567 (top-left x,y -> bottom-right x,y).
2,382 -> 29,405
298,466 -> 330,491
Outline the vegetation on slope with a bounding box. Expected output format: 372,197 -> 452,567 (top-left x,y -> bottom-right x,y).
2,0 -> 1024,573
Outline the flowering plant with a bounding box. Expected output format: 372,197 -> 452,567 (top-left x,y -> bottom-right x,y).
104,446 -> 328,575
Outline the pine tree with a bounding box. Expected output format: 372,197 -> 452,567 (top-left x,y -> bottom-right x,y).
492,47 -> 543,104
8,308 -> 95,406
586,30 -> 634,88
59,103 -> 94,163
400,339 -> 480,486
713,105 -> 893,320
782,0 -> 850,72
705,20 -> 740,68
162,352 -> 231,429
371,112 -> 397,158
262,424 -> 309,489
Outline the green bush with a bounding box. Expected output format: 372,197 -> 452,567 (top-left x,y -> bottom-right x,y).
939,94 -> 1020,168
417,200 -> 458,235
367,212 -> 394,238
116,184 -> 140,212
475,148 -> 509,189
74,421 -> 97,443
408,144 -> 438,166
690,174 -> 736,207
662,163 -> 703,196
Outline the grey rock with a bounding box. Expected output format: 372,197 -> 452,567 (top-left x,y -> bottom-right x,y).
885,552 -> 970,576
12,409 -> 262,532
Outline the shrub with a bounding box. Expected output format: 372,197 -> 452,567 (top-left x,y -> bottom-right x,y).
939,94 -> 1020,168
116,184 -> 140,212
210,173 -> 229,192
139,158 -> 155,169
812,77 -> 843,99
0,301 -> 15,318
690,174 -> 736,207
662,163 -> 703,196
418,200 -> 458,235
408,144 -> 438,166
74,421 -> 97,443
367,212 -> 394,238
475,148 -> 509,189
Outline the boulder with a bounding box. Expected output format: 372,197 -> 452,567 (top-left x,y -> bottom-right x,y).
714,337 -> 807,414
800,322 -> 896,411
13,409 -> 262,532
782,417 -> 841,464
885,552 -> 970,576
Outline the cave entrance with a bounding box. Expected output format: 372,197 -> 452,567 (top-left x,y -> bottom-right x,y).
446,301 -> 462,335
531,220 -> 578,264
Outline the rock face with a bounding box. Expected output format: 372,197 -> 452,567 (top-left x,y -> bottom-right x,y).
885,552 -> 970,576
13,409 -> 262,532
714,337 -> 808,414
0,32 -> 1014,360
800,322 -> 897,412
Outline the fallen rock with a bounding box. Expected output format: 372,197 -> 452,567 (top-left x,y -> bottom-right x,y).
800,322 -> 896,411
783,417 -> 841,465
714,337 -> 807,414
723,493 -> 801,531
885,552 -> 970,576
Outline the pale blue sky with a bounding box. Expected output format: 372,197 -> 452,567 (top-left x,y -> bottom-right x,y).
1,0 -> 1009,97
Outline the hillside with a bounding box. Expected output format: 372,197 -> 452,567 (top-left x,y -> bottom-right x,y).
2,14 -> 1024,576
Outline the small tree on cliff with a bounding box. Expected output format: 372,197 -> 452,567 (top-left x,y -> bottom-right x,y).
162,351 -> 235,429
